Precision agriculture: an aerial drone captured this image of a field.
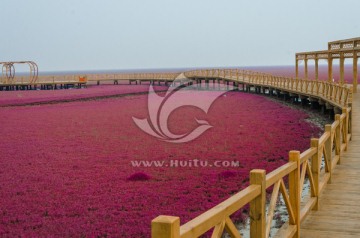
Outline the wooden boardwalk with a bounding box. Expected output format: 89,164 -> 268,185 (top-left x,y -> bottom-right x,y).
152,69 -> 353,238
300,86 -> 360,237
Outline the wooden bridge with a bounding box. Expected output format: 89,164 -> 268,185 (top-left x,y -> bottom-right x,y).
0,70 -> 180,90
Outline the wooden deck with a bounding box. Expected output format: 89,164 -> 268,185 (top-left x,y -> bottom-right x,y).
300,86 -> 360,237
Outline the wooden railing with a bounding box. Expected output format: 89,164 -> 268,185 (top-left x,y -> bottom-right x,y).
1,72 -> 180,85
151,69 -> 353,238
0,74 -> 89,85
87,72 -> 180,82
184,68 -> 352,108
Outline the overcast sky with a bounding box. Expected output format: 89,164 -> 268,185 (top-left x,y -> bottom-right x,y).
1,0 -> 359,72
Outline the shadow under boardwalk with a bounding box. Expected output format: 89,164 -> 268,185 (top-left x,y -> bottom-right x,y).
300,87 -> 360,237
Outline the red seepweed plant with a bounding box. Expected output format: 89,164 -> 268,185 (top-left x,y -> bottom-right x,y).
0,88 -> 322,237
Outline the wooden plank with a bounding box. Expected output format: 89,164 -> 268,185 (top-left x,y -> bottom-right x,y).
301,229 -> 360,238
302,205 -> 360,217
302,216 -> 360,233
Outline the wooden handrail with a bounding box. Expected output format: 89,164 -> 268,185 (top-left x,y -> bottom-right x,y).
299,148 -> 317,164
265,162 -> 297,189
179,184 -> 261,238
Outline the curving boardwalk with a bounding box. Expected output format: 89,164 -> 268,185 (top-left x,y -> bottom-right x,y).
300,86 -> 360,237
151,69 -> 354,238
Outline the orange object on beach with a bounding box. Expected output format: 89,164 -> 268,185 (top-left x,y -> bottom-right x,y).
79,76 -> 87,82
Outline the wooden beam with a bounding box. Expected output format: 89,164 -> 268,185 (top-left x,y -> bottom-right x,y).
328,36 -> 360,44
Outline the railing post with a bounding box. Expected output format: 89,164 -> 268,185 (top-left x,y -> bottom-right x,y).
311,139 -> 320,210
325,125 -> 332,183
348,103 -> 352,138
289,150 -> 300,238
250,169 -> 266,238
151,216 -> 180,238
335,114 -> 341,164
342,108 -> 349,151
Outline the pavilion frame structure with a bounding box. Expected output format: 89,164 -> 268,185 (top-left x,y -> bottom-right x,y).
296,37 -> 360,93
0,61 -> 38,84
